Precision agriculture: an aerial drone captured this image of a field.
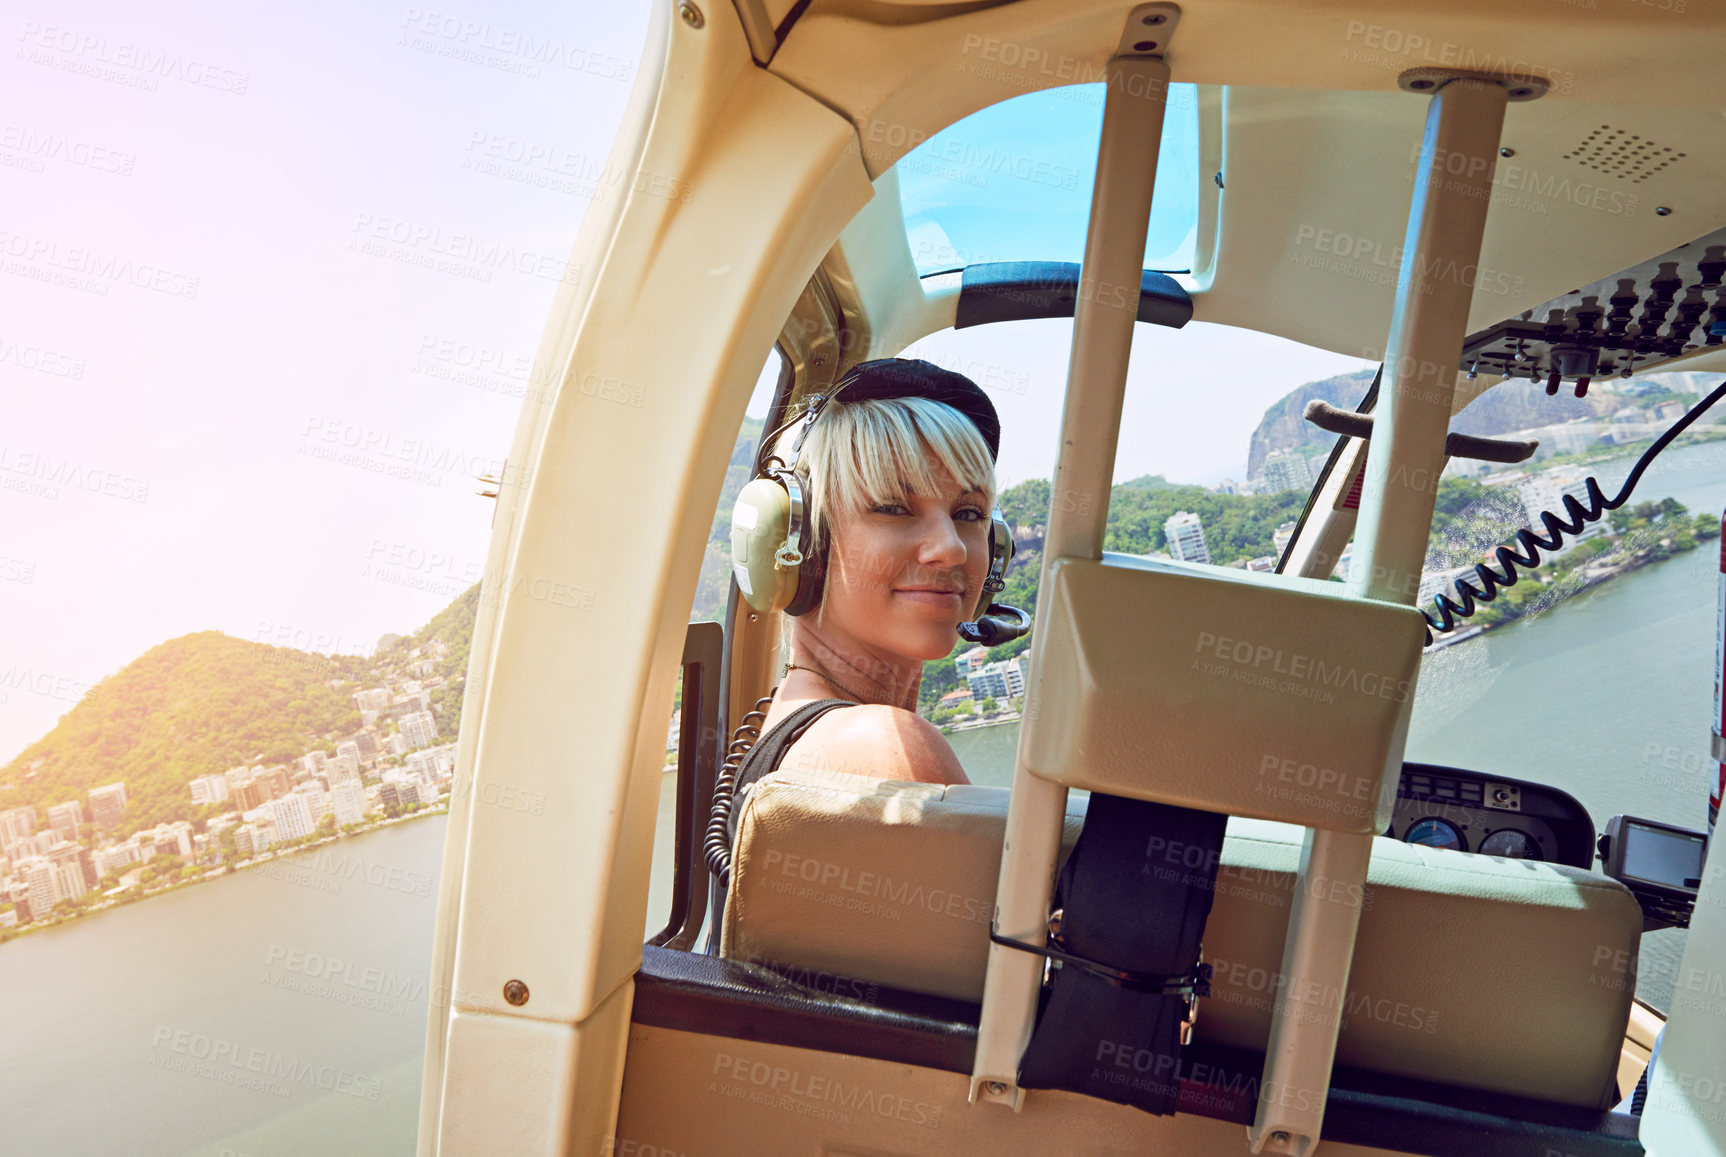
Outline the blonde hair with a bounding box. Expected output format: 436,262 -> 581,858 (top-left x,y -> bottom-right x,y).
771,394 -> 996,557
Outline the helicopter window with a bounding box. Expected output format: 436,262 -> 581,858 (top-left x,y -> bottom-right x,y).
645,347 -> 784,942
1405,371 -> 1726,1014
894,83 -> 1199,276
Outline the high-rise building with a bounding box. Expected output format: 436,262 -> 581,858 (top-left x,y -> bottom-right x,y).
332,779 -> 368,827
254,766 -> 289,799
1272,521 -> 1299,558
232,779 -> 270,811
52,860 -> 87,903
379,782 -> 403,811
94,844 -> 138,878
232,825 -> 257,858
336,740 -> 362,763
1163,511 -> 1212,565
351,732 -> 378,758
46,801 -> 83,841
400,711 -> 438,750
326,752 -> 361,783
50,843 -> 98,890
189,774 -> 231,806
354,687 -> 392,715
268,793 -> 315,843
0,806 -> 37,853
23,860 -> 57,919
88,784 -> 127,830
302,750 -> 328,778
1262,450 -> 1316,495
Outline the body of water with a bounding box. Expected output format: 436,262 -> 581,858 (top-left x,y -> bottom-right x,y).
7,439 -> 1726,1154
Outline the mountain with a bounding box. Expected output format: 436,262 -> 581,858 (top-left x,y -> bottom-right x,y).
1246,369 -> 1375,480
1,587 -> 484,839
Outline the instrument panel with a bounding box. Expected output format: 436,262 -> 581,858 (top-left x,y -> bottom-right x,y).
1388,762 -> 1596,869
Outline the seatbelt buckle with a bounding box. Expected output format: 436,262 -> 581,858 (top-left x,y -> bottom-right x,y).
1179,957 -> 1212,1046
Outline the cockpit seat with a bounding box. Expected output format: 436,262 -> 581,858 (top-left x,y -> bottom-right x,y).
721,768 -> 1643,1109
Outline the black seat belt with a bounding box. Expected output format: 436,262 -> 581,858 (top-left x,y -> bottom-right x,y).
996,794 -> 1227,1115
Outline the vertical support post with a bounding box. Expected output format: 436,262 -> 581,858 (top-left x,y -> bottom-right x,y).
1248,77 -> 1509,1157
970,3 -> 1177,1106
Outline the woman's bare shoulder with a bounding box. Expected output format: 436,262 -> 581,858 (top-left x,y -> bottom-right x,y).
778,702 -> 969,785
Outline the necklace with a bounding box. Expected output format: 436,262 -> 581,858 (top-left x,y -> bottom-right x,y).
782,662 -> 861,702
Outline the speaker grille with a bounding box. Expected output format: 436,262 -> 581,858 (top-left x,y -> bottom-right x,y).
1562,125 -> 1685,183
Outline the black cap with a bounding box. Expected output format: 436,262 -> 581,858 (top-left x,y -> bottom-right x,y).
831,358 -> 1001,461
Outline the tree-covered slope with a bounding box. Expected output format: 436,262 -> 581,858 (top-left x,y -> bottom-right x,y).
2,632 -> 369,836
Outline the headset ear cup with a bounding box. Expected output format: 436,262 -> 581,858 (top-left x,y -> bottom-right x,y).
786,547 -> 825,616
972,512 -> 1013,621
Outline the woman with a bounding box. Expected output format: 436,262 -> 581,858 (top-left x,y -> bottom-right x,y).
734,357 -> 1006,791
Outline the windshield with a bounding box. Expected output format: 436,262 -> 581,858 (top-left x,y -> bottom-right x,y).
898,83 -> 1199,275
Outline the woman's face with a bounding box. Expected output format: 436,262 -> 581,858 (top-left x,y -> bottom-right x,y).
818,468 -> 991,664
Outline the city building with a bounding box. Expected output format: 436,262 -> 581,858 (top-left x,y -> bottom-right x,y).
232,779 -> 270,811
302,751 -> 328,778
955,648 -> 990,680
938,687 -> 974,711
87,783 -> 127,830
94,844 -> 139,878
1164,511 -> 1211,565
379,782 -> 403,811
400,711 -> 438,750
1272,521 -> 1298,558
1262,449 -> 1316,495
46,801 -> 84,841
189,774 -> 231,806
326,752 -> 361,783
351,732 -> 378,758
259,765 -> 293,798
268,793 -> 315,843
24,860 -> 56,919
1519,472 -> 1600,540
0,806 -> 37,853
332,779 -> 368,827
966,655 -> 1026,703
354,687 -> 393,723
49,843 -> 97,890
336,740 -> 362,764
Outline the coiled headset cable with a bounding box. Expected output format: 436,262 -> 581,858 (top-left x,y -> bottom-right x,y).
702,692 -> 775,887
1427,378 -> 1726,637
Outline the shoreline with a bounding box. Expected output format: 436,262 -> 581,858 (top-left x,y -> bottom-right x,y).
0,803 -> 450,946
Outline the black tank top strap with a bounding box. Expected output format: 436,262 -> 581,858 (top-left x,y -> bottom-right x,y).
733,698 -> 857,800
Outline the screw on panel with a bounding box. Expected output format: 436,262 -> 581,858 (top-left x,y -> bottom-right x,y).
504,979 -> 530,1006
985,1081 -> 1008,1095
1500,147 -> 1515,157
679,2 -> 704,29
1655,206 -> 1673,216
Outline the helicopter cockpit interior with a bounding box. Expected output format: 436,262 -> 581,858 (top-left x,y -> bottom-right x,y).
419,4 -> 1726,1156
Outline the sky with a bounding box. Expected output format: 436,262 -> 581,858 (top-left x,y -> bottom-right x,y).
0,0 -> 1371,764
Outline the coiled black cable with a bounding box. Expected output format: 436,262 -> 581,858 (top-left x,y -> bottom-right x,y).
702,692 -> 775,887
1426,378 -> 1726,637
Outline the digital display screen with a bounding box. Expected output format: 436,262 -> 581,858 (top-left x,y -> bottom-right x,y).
1622,823 -> 1707,890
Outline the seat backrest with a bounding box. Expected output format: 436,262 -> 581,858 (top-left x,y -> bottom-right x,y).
722,767 -> 1643,1108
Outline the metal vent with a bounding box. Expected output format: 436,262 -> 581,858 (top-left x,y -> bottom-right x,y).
1562,125 -> 1685,183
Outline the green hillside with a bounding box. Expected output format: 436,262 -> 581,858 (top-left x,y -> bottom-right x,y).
1,633 -> 370,837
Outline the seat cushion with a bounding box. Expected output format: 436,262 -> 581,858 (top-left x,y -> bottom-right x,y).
722,769 -> 1642,1108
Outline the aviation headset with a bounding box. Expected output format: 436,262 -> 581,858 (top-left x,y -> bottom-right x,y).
729,358 -> 1030,646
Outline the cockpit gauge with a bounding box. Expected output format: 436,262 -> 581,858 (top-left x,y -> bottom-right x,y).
1480,829 -> 1540,860
1403,816 -> 1465,852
